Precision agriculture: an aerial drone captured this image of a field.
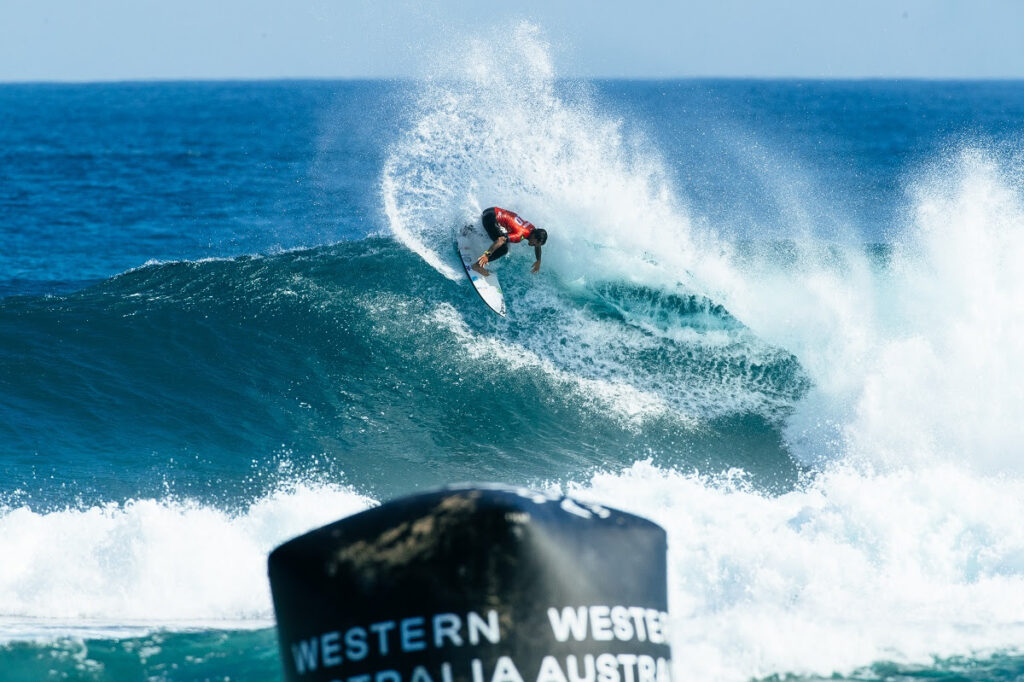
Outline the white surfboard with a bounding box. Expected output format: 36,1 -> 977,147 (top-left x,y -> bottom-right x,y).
455,223 -> 507,317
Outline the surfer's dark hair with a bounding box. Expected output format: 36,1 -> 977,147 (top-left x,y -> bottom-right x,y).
532,228 -> 548,245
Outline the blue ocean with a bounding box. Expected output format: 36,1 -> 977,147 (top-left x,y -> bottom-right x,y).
3,28 -> 1024,681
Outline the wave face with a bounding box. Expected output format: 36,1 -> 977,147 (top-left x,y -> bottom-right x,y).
5,25 -> 1024,682
0,238 -> 805,507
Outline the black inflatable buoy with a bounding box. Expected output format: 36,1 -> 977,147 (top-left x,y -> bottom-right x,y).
268,486 -> 671,682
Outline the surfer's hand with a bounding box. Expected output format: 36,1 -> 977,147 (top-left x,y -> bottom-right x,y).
531,261 -> 541,274
476,254 -> 489,266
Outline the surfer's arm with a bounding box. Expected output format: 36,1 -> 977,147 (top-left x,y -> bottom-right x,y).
477,236 -> 506,265
531,245 -> 542,273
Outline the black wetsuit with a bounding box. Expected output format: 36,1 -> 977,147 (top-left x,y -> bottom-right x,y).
482,206 -> 537,261
481,207 -> 510,261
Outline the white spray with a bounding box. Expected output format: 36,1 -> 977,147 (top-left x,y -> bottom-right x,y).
382,22 -> 1024,680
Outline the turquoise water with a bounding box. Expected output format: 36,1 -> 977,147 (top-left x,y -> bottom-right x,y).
3,29 -> 1024,682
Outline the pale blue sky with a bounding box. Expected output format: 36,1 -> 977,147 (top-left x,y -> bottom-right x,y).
2,0 -> 1023,82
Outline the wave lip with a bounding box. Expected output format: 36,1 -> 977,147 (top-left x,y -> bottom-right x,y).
380,22 -> 718,297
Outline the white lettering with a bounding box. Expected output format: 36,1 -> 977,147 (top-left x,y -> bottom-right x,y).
433,613 -> 463,647
346,627 -> 368,661
590,606 -> 613,641
566,655 -> 595,682
402,617 -> 427,652
291,638 -> 318,674
656,658 -> 671,682
411,666 -> 434,682
321,631 -> 343,667
645,610 -> 663,644
370,621 -> 396,655
492,656 -> 525,682
468,610 -> 500,645
536,656 -> 568,682
611,607 -> 633,641
636,656 -> 656,682
295,607 -> 689,679
547,607 -> 588,642
617,654 -> 637,682
596,654 -> 619,682
628,608 -> 647,641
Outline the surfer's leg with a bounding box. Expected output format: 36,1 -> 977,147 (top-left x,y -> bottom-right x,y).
482,208 -> 503,241
477,207 -> 507,270
472,240 -> 504,275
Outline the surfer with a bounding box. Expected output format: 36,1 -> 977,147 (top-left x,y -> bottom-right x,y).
473,207 -> 547,277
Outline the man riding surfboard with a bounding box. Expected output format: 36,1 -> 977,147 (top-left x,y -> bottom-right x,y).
472,207 -> 547,277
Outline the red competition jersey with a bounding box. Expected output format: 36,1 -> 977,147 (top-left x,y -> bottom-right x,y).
493,207 -> 535,243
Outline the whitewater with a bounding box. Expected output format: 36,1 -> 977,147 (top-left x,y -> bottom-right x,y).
382,23 -> 1024,679
2,22 -> 1024,682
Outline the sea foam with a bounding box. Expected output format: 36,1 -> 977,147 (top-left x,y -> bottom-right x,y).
381,22 -> 1024,681
567,461 -> 1024,680
0,483 -> 374,639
